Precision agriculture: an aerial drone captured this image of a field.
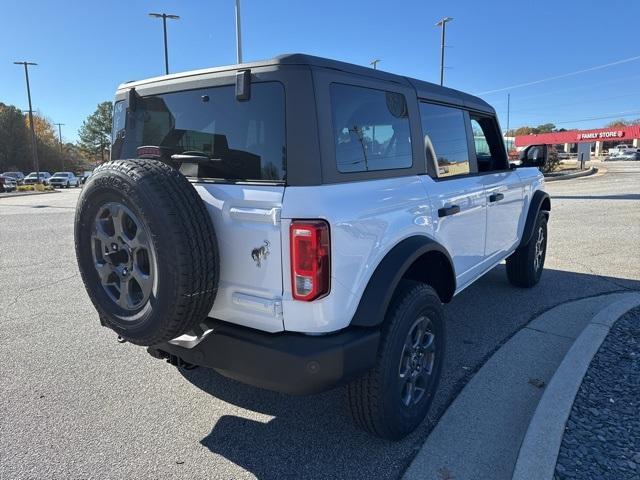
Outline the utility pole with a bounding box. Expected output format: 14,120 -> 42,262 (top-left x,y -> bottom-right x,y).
506,93 -> 511,152
14,61 -> 40,182
435,17 -> 453,86
149,12 -> 180,75
55,122 -> 65,170
370,59 -> 381,70
235,0 -> 243,63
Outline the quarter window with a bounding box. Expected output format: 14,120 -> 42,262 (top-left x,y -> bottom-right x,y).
330,84 -> 412,173
419,103 -> 470,178
471,116 -> 509,172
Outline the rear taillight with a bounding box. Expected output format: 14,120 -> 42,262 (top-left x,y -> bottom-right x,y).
290,220 -> 330,301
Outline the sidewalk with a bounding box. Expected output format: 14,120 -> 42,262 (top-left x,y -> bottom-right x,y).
403,292 -> 640,480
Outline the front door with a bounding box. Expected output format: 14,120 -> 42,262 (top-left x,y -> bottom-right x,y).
469,116 -> 525,261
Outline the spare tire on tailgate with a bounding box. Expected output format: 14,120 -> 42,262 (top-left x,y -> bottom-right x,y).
74,159 -> 219,346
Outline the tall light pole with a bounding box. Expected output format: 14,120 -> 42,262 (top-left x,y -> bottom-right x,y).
55,122 -> 65,170
14,61 -> 40,182
505,93 -> 511,152
370,59 -> 381,70
235,0 -> 243,63
435,17 -> 453,86
149,12 -> 180,75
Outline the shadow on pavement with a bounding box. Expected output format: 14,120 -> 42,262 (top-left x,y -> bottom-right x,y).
180,267 -> 639,480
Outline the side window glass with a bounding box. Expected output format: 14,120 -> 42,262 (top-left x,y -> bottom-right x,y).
330,83 -> 412,173
419,103 -> 470,178
471,116 -> 508,172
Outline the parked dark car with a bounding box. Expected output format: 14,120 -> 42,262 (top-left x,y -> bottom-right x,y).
0,175 -> 18,192
1,171 -> 25,185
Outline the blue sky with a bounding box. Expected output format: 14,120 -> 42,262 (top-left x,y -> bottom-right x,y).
2,0 -> 639,142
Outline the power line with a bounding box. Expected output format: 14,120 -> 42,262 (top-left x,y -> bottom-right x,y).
508,90 -> 640,114
552,110 -> 640,125
489,73 -> 640,105
508,110 -> 640,127
476,54 -> 640,96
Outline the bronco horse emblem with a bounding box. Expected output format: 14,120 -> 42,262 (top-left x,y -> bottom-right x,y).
251,240 -> 271,267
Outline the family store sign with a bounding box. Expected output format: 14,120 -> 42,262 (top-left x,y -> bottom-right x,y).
515,125 -> 640,147
576,130 -> 624,140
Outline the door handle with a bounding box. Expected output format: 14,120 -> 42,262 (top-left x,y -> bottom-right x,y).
438,205 -> 461,217
489,192 -> 504,203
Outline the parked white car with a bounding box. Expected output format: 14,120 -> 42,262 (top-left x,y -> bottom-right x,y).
48,172 -> 80,188
23,172 -> 51,185
613,149 -> 640,161
75,54 -> 551,440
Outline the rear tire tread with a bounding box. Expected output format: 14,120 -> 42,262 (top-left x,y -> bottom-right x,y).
347,280 -> 442,439
75,159 -> 219,346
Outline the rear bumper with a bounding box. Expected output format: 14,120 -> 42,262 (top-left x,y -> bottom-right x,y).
148,320 -> 380,395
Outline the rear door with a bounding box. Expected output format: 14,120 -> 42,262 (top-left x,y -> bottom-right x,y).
194,183 -> 285,332
418,102 -> 487,289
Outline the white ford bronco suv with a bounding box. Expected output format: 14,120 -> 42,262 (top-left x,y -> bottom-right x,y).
75,54 -> 550,440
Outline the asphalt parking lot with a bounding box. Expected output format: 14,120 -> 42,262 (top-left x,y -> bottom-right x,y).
1,161 -> 638,480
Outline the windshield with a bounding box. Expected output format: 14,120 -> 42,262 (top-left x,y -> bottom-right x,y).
52,173 -> 69,177
112,82 -> 286,182
2,172 -> 20,177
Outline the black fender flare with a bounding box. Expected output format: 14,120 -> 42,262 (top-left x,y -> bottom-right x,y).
519,190 -> 551,248
350,236 -> 454,328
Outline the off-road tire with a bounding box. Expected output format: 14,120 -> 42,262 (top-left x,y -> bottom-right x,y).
506,212 -> 547,288
347,280 -> 445,440
75,159 -> 219,346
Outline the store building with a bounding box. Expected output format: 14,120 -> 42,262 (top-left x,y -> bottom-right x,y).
515,125 -> 640,156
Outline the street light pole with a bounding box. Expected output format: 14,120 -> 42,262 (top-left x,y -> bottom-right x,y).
370,59 -> 381,70
149,12 -> 180,75
235,0 -> 243,63
435,17 -> 453,86
55,122 -> 65,170
14,61 -> 40,182
506,93 -> 511,134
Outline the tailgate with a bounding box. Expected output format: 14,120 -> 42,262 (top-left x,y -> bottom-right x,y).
194,183 -> 285,332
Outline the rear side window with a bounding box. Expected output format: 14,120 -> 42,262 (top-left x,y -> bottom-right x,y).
330,84 -> 412,173
419,102 -> 470,178
112,82 -> 286,182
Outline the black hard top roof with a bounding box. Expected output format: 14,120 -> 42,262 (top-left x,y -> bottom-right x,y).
120,53 -> 494,114
270,54 -> 493,114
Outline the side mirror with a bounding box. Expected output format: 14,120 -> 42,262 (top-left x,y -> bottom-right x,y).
519,144 -> 548,167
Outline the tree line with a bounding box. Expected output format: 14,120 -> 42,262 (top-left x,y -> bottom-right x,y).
0,101 -> 112,174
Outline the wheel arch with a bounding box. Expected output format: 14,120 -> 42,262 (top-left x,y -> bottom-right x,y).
519,189 -> 551,248
349,236 -> 455,328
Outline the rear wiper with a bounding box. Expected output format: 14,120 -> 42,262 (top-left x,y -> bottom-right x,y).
171,153 -> 212,163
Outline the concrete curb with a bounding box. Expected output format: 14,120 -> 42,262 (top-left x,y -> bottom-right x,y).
0,190 -> 60,199
544,166 -> 597,182
512,293 -> 640,480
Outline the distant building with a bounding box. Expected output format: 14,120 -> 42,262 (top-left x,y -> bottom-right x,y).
515,125 -> 640,156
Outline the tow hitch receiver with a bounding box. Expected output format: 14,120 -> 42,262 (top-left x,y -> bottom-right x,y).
146,347 -> 198,370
